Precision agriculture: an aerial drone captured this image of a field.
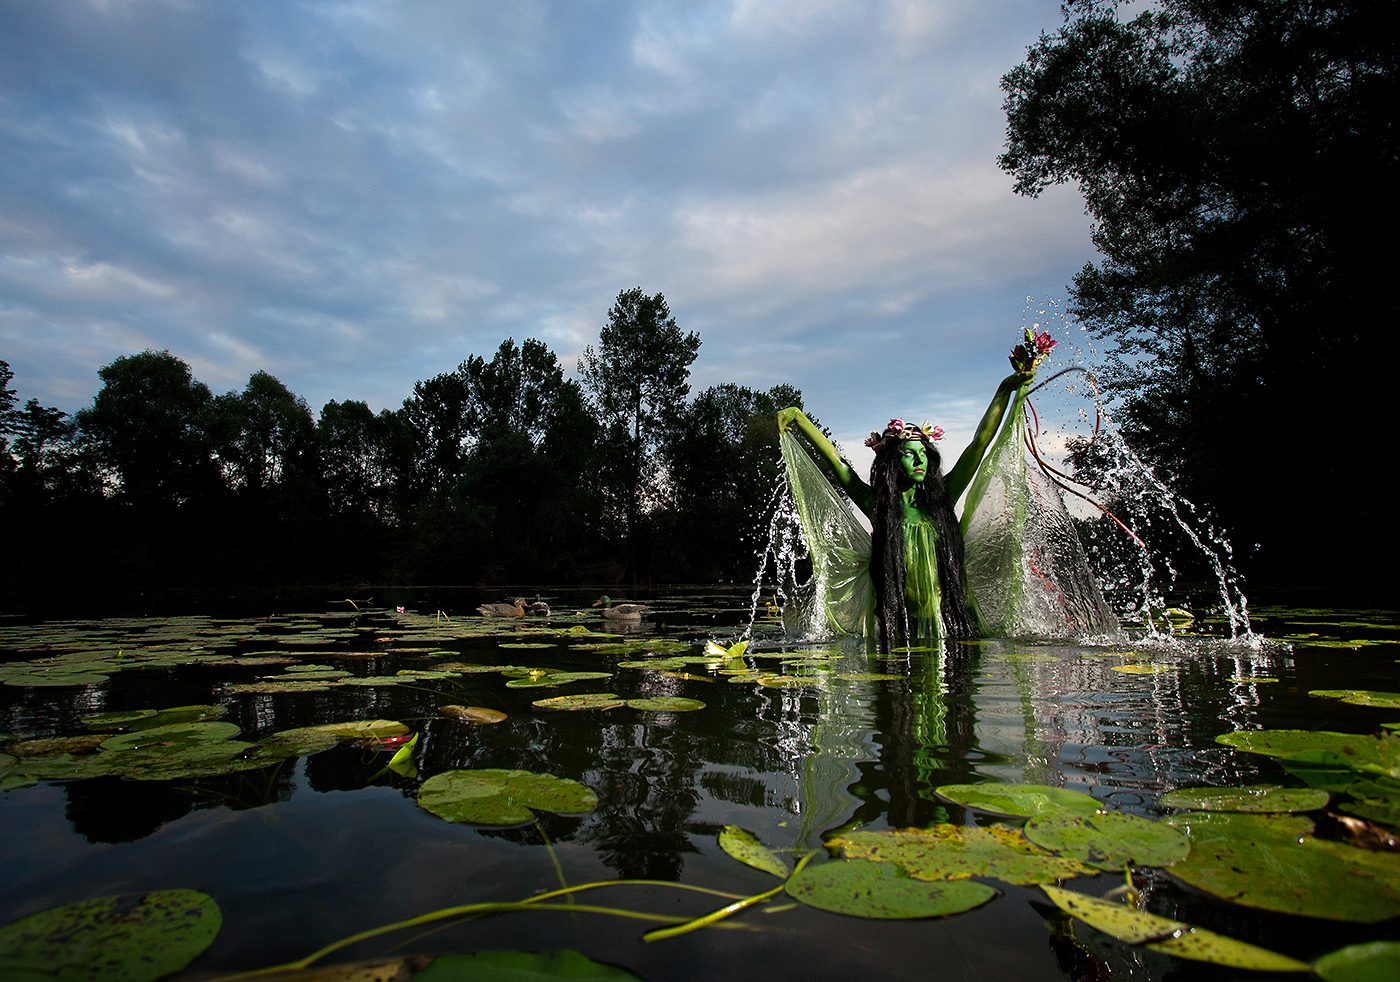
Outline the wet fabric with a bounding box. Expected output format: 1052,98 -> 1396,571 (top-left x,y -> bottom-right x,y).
781,389 -> 1118,641
961,390 -> 1119,638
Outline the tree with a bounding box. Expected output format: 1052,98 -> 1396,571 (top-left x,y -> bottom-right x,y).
579,288 -> 701,577
661,383 -> 804,581
209,371 -> 317,496
999,0 -> 1400,587
0,360 -> 16,500
76,350 -> 219,508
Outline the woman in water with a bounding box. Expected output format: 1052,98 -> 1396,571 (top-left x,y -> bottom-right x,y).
776,331 -> 1053,648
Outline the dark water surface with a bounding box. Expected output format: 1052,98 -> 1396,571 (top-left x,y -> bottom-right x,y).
1,590 -> 1396,980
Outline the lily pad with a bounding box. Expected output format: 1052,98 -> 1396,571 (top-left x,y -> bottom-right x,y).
831,825 -> 1093,885
418,769 -> 598,826
936,783 -> 1101,819
1310,690 -> 1400,710
532,693 -> 626,712
1110,663 -> 1176,674
1314,942 -> 1400,982
1024,812 -> 1190,870
1165,811 -> 1400,921
718,825 -> 789,878
1159,784 -> 1330,813
286,720 -> 410,741
99,721 -> 243,753
505,671 -> 613,689
0,889 -> 221,982
440,705 -> 508,724
1218,730 -> 1400,779
625,697 -> 705,712
1041,885 -> 1308,972
786,860 -> 998,919
415,948 -> 642,981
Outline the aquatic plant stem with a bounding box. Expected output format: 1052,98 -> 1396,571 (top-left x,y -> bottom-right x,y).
218,901 -> 693,979
641,850 -> 817,942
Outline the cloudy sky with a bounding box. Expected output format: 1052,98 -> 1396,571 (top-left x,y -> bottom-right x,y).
1,0 -> 1097,462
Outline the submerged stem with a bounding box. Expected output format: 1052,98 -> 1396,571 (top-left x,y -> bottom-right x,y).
641,849 -> 817,942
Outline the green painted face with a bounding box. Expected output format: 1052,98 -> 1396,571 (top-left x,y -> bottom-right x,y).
899,440 -> 928,484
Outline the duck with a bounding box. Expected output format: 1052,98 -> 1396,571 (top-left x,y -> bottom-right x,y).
476,598 -> 527,618
592,595 -> 653,620
525,599 -> 551,617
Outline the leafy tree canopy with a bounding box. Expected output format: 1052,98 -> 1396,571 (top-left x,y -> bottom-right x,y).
1000,0 -> 1400,585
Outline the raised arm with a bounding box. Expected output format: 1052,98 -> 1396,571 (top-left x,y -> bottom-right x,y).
944,372 -> 1032,502
777,407 -> 873,518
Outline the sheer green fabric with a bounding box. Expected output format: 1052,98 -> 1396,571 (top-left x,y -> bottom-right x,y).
961,390 -> 1119,638
902,519 -> 943,638
779,430 -> 876,638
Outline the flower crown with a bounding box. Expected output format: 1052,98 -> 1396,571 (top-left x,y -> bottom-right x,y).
1009,327 -> 1057,374
864,418 -> 944,449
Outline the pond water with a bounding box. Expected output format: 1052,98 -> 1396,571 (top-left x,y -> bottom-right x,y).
1,590 -> 1397,980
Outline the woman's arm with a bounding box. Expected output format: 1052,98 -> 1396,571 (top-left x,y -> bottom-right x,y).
777,407 -> 873,517
944,373 -> 1032,502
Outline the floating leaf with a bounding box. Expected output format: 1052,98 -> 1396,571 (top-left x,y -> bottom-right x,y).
718,826 -> 789,878
505,671 -> 613,689
418,769 -> 598,825
625,697 -> 705,712
532,693 -> 625,712
936,783 -> 1101,819
1111,663 -> 1176,674
786,860 -> 997,919
1040,885 -> 1308,972
98,721 -> 243,753
1313,941 -> 1400,982
0,889 -> 221,982
440,705 -> 507,724
1218,730 -> 1400,779
1159,785 -> 1329,813
415,948 -> 642,981
1024,812 -> 1189,870
286,720 -> 410,741
1165,811 -> 1400,921
6,735 -> 108,757
1311,690 -> 1400,710
831,825 -> 1093,884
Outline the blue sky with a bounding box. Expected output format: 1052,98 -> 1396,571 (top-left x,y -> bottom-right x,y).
0,0 -> 1097,465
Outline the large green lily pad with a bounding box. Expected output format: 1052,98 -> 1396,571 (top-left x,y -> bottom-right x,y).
786,860 -> 998,919
830,825 -> 1093,885
505,671 -> 613,689
1024,812 -> 1190,870
418,769 -> 599,825
0,889 -> 221,981
415,948 -> 642,981
1041,885 -> 1308,972
1218,730 -> 1400,779
718,825 -> 789,878
532,693 -> 626,712
625,697 -> 705,712
98,721 -> 243,753
1314,942 -> 1400,982
1165,811 -> 1400,922
936,783 -> 1101,819
1159,784 -> 1330,813
1310,690 -> 1400,710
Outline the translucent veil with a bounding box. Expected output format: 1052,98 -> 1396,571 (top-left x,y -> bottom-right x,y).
778,429 -> 876,639
960,389 -> 1119,638
779,389 -> 1118,641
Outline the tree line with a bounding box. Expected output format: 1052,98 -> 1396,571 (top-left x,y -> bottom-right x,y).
1,288 -> 806,596
1000,0 -> 1398,591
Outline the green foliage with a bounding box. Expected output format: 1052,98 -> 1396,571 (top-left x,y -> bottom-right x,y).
936,782 -> 1102,819
1040,886 -> 1309,972
415,949 -> 643,981
1159,784 -> 1330,813
1165,811 -> 1400,921
417,768 -> 599,825
1023,812 -> 1190,870
1314,942 -> 1400,982
0,889 -> 221,982
831,825 -> 1095,885
718,825 -> 790,878
786,861 -> 998,919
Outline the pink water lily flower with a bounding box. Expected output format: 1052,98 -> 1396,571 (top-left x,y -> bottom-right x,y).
1034,331 -> 1057,354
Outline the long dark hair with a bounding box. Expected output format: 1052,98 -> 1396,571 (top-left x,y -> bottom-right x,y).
868,436 -> 975,649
